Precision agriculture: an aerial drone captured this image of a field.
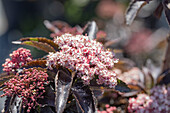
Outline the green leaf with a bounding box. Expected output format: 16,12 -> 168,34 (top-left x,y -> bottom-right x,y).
12,37 -> 59,53
20,37 -> 59,51
22,41 -> 56,53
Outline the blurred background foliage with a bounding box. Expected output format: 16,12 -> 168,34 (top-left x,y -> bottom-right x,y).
0,0 -> 169,111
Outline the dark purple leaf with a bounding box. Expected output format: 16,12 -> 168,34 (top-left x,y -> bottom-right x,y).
38,85 -> 55,107
23,60 -> 47,69
83,21 -> 98,40
71,80 -> 97,113
121,91 -> 139,97
157,69 -> 170,85
162,35 -> 170,71
115,79 -> 131,92
6,95 -> 23,113
92,90 -> 104,97
162,0 -> 170,26
125,0 -> 146,25
40,106 -> 55,113
142,67 -> 154,89
12,40 -> 56,53
4,96 -> 11,113
128,84 -> 147,93
154,3 -> 163,18
55,69 -> 74,113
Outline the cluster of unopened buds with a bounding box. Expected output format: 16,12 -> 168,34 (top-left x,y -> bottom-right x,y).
47,33 -> 118,88
2,48 -> 32,73
1,68 -> 49,112
98,104 -> 117,113
128,85 -> 170,113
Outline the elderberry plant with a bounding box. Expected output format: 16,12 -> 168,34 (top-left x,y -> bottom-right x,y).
0,21 -> 129,113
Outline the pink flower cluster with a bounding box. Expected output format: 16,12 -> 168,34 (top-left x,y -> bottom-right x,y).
46,34 -> 118,88
98,104 -> 117,113
1,68 -> 49,112
128,85 -> 170,113
128,94 -> 152,113
2,48 -> 32,73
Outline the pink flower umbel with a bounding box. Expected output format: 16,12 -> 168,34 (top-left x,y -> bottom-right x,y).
2,48 -> 32,73
46,33 -> 118,88
128,85 -> 170,113
1,68 -> 49,112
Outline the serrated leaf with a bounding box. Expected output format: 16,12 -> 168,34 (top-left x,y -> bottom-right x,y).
83,21 -> 98,40
71,80 -> 96,113
55,69 -> 75,113
125,0 -> 146,25
162,0 -> 170,26
20,37 -> 59,51
22,41 -> 56,53
115,79 -> 131,92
